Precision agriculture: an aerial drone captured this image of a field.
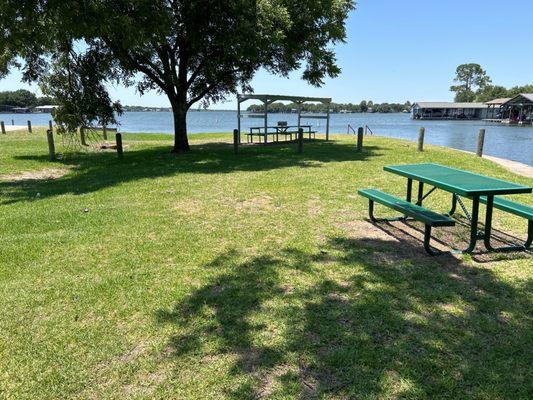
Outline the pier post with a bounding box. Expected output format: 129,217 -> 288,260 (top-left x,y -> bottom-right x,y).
27,120 -> 32,133
233,129 -> 239,154
47,129 -> 56,161
297,128 -> 304,153
116,132 -> 123,158
1,121 -> 5,135
357,127 -> 364,152
11,119 -> 14,125
417,127 -> 425,152
48,120 -> 53,132
476,128 -> 485,157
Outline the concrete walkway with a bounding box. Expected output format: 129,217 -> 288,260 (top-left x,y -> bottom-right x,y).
483,155 -> 533,178
3,125 -> 31,132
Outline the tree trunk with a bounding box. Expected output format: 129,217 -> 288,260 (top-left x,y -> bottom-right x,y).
171,101 -> 190,153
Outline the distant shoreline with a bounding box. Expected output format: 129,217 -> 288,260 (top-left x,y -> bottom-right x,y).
0,109 -> 409,115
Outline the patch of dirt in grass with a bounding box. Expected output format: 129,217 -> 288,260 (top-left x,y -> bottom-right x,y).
307,197 -> 323,217
337,219 -> 462,266
346,218 -> 532,266
255,361 -> 332,400
235,195 -> 278,212
281,283 -> 294,295
173,199 -> 204,214
257,364 -> 298,399
0,167 -> 70,182
122,370 -> 168,398
113,343 -> 149,363
298,360 -> 343,398
236,346 -> 264,373
338,219 -> 399,244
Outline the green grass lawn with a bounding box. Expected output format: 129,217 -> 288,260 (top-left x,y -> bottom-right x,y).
0,129 -> 531,399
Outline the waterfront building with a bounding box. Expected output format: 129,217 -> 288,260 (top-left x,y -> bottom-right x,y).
34,105 -> 59,113
498,94 -> 533,125
411,102 -> 489,120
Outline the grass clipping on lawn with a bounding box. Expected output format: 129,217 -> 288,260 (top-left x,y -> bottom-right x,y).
0,129 -> 532,399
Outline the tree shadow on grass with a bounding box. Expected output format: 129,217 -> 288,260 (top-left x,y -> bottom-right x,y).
0,140 -> 380,205
155,237 -> 532,398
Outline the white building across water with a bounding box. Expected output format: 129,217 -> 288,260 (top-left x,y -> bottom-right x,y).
34,105 -> 59,113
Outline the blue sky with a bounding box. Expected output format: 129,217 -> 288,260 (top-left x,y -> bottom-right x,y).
2,0 -> 532,109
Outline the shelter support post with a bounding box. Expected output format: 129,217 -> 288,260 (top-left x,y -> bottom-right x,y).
237,98 -> 241,144
297,102 -> 302,131
326,102 -> 330,141
264,99 -> 268,144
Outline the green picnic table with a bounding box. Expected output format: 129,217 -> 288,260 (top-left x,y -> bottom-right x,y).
359,163 -> 532,255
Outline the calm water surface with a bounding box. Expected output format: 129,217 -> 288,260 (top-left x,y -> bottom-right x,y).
3,111 -> 532,166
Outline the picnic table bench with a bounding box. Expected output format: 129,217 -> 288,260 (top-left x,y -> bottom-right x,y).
359,163 -> 532,255
246,125 -> 316,144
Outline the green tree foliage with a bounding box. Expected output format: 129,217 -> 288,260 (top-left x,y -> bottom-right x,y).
0,90 -> 57,108
450,63 -> 491,102
246,100 -> 412,113
475,85 -> 509,102
0,89 -> 37,107
508,84 -> 533,97
39,49 -> 122,132
0,0 -> 355,152
474,84 -> 533,102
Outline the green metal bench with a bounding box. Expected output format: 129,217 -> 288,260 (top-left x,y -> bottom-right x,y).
358,189 -> 455,255
479,196 -> 532,249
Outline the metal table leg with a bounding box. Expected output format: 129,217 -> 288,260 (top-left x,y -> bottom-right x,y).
448,194 -> 457,216
483,195 -> 532,252
417,182 -> 424,205
406,178 -> 412,202
453,195 -> 480,254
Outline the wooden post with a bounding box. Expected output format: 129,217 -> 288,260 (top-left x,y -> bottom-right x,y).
476,128 -> 485,157
297,128 -> 304,153
297,102 -> 302,130
1,121 -> 5,135
233,129 -> 239,154
11,119 -> 14,125
116,132 -> 123,158
264,99 -> 268,144
357,127 -> 364,152
364,125 -> 368,135
48,120 -> 53,132
237,99 -> 241,144
46,129 -> 56,161
27,120 -> 32,133
102,125 -> 108,140
325,104 -> 330,141
80,126 -> 87,146
417,127 -> 425,152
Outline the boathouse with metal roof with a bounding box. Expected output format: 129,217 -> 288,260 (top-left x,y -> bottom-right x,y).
411,102 -> 489,120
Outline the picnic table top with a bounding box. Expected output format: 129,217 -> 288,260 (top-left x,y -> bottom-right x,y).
249,124 -> 313,131
384,163 -> 532,196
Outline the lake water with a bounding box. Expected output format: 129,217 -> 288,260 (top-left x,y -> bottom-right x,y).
2,111 -> 532,166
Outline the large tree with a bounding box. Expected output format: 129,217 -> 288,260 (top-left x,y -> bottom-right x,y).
450,63 -> 491,102
0,0 -> 355,152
